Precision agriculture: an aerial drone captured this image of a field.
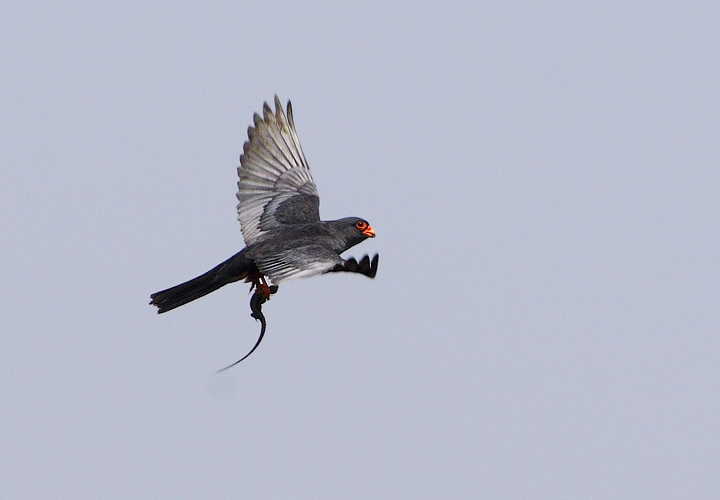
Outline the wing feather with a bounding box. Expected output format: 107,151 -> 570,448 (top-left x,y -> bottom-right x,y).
236,97 -> 320,245
253,244 -> 343,283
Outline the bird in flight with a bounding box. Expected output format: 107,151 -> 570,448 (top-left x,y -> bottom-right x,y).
150,97 -> 378,369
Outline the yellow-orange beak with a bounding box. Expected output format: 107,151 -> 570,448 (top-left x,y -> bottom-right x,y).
363,225 -> 375,238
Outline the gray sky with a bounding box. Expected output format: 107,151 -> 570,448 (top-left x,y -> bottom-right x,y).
2,2 -> 719,498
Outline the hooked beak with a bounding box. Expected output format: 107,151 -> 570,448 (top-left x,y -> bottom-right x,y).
363,225 -> 376,238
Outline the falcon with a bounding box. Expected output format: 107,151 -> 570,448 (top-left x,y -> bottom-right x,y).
150,97 -> 378,369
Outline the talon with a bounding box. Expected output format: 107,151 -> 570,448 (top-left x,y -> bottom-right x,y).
257,276 -> 272,300
246,272 -> 274,300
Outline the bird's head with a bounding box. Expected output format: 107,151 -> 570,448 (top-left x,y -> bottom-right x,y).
352,218 -> 376,238
328,217 -> 376,252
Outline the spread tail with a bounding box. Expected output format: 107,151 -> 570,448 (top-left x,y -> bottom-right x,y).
150,250 -> 257,313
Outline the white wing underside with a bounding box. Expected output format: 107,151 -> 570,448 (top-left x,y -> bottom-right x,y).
254,245 -> 343,284
259,260 -> 335,284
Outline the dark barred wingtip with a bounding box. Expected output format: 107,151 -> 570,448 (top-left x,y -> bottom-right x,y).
368,253 -> 379,278
335,253 -> 379,278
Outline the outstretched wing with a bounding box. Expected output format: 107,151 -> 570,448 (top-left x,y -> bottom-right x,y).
236,96 -> 320,246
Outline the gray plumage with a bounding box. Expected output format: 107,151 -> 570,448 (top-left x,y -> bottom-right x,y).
150,97 -> 377,315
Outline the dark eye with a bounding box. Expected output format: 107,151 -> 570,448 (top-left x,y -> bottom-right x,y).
355,220 -> 367,230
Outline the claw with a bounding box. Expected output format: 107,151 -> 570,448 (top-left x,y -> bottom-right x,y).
257,276 -> 273,300
246,273 -> 275,300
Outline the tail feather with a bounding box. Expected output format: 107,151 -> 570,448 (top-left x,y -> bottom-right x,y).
150,250 -> 257,313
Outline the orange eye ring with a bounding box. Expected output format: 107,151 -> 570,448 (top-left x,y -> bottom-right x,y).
355,220 -> 367,230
